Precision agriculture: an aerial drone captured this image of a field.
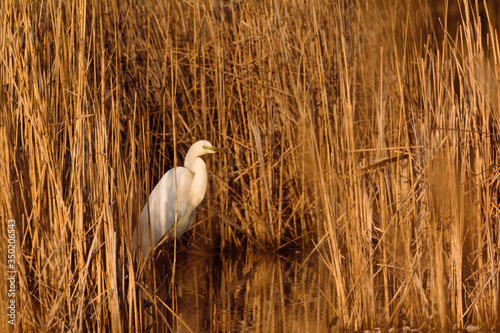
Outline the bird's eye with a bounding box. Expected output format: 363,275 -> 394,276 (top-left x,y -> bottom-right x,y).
202,145 -> 211,150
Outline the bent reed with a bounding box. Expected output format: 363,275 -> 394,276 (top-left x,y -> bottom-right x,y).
1,0 -> 499,331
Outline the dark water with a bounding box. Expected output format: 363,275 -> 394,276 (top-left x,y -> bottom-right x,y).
157,249 -> 338,333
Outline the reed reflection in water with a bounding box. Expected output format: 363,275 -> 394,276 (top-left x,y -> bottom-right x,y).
163,249 -> 339,333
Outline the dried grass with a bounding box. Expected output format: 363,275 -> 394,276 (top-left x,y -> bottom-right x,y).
1,0 -> 499,330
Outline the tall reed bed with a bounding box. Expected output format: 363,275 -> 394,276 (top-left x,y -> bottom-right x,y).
0,0 -> 499,331
325,1 -> 500,330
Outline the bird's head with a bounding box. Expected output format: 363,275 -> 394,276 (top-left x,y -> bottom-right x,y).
184,140 -> 230,169
186,140 -> 230,161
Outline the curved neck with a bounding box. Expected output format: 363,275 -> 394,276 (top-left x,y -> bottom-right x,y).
185,157 -> 208,206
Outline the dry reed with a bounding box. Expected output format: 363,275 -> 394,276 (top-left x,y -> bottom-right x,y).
1,0 -> 499,331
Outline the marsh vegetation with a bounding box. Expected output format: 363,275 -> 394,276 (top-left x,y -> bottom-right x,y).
1,0 -> 499,331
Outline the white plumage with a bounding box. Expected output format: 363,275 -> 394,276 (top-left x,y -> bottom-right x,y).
132,140 -> 229,258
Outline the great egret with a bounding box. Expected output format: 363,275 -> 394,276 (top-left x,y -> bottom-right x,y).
132,140 -> 229,258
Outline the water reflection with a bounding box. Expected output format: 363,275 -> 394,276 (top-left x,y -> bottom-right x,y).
168,249 -> 338,333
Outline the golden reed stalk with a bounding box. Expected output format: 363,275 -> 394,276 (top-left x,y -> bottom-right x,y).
0,0 -> 499,330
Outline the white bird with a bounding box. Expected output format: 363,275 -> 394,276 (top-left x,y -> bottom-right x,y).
132,140 -> 229,258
